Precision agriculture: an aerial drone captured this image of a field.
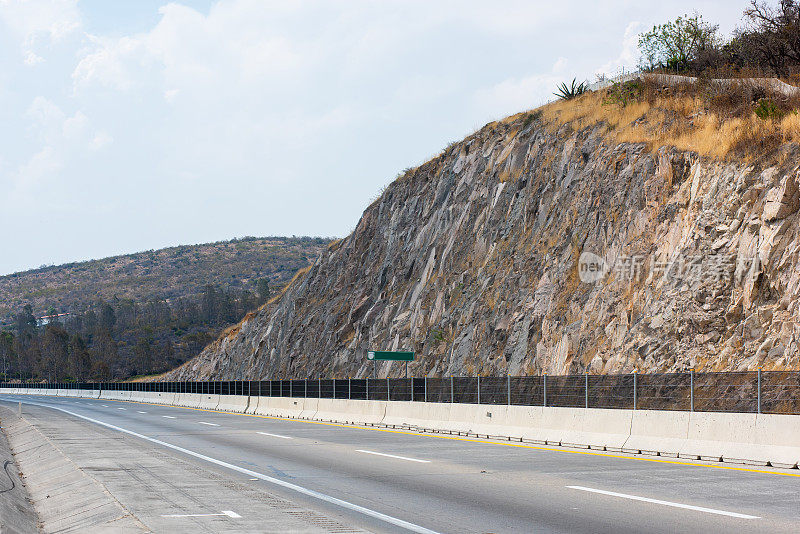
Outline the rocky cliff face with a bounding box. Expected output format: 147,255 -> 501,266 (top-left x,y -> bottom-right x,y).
167,110 -> 800,380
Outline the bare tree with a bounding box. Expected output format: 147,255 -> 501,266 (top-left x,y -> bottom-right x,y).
744,0 -> 800,74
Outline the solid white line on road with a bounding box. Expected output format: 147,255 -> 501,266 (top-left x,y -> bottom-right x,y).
16,400 -> 439,534
161,510 -> 241,519
566,486 -> 760,519
257,431 -> 292,439
198,422 -> 219,426
356,450 -> 430,463
162,415 -> 176,419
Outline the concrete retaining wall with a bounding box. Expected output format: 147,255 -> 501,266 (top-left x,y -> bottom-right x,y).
2,388 -> 799,468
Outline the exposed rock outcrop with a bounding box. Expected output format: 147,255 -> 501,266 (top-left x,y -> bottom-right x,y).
166,111 -> 800,379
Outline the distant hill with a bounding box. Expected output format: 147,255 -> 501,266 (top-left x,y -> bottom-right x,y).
0,236 -> 329,325
0,236 -> 331,381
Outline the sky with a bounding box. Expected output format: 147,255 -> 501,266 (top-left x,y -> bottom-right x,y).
0,0 -> 751,275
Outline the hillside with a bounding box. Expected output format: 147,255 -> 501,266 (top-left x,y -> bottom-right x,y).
0,236 -> 328,326
167,77 -> 800,380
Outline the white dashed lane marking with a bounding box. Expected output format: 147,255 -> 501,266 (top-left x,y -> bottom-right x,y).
566,486 -> 760,519
257,432 -> 292,439
356,450 -> 430,463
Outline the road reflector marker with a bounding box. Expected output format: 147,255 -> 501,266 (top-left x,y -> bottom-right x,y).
257,431 -> 292,439
566,486 -> 760,519
356,450 -> 430,463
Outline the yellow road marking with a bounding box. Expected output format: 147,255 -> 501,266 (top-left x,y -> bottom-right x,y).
29,394 -> 800,478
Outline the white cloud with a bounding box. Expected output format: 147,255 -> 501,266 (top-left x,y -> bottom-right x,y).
595,21 -> 644,77
12,97 -> 109,193
89,131 -> 112,151
0,0 -> 82,63
164,88 -> 179,102
72,35 -> 149,91
12,145 -> 60,191
0,0 -> 755,275
473,57 -> 570,116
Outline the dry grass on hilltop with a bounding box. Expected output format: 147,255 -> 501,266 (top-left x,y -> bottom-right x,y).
540,76 -> 800,160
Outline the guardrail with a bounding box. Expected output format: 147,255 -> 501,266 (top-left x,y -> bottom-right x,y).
3,370 -> 800,415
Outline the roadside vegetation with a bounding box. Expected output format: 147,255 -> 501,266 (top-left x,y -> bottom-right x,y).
546,1 -> 800,159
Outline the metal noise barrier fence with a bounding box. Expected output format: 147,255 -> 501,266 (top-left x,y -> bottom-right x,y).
4,370 -> 800,415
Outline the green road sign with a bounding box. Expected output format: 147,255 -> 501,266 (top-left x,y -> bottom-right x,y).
367,350 -> 414,361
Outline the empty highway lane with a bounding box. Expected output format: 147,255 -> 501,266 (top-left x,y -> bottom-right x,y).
1,394 -> 798,533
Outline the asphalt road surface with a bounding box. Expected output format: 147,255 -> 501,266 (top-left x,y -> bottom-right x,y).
1,394 -> 798,533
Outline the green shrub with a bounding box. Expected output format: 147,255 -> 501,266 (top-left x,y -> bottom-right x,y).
754,98 -> 786,121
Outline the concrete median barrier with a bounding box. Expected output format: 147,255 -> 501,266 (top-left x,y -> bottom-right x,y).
298,397 -> 319,419
253,396 -> 304,418
2,385 -> 799,468
623,410 -> 689,456
99,391 -> 131,401
174,393 -> 202,407
196,394 -> 220,410
382,401 -> 452,430
314,399 -> 387,425
680,412 -> 758,462
753,413 -> 800,468
245,396 -> 260,414
680,412 -> 800,466
560,408 -> 632,451
141,392 -> 176,405
216,394 -> 250,413
465,405 -> 546,441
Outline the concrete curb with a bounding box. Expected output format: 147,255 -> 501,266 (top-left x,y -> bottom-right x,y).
0,409 -> 39,534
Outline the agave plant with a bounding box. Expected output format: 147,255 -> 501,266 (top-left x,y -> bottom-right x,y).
554,78 -> 588,100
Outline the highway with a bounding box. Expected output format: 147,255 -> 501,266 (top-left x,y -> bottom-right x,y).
1,394 -> 798,533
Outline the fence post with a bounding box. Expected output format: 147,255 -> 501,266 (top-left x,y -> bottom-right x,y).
424,376 -> 427,402
757,368 -> 762,414
349,378 -> 352,400
585,371 -> 589,409
304,379 -> 307,398
507,374 -> 511,406
450,376 -> 454,403
690,369 -> 694,412
477,376 -> 481,405
543,373 -> 547,407
318,377 -> 321,399
386,377 -> 391,401
633,370 -> 637,411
